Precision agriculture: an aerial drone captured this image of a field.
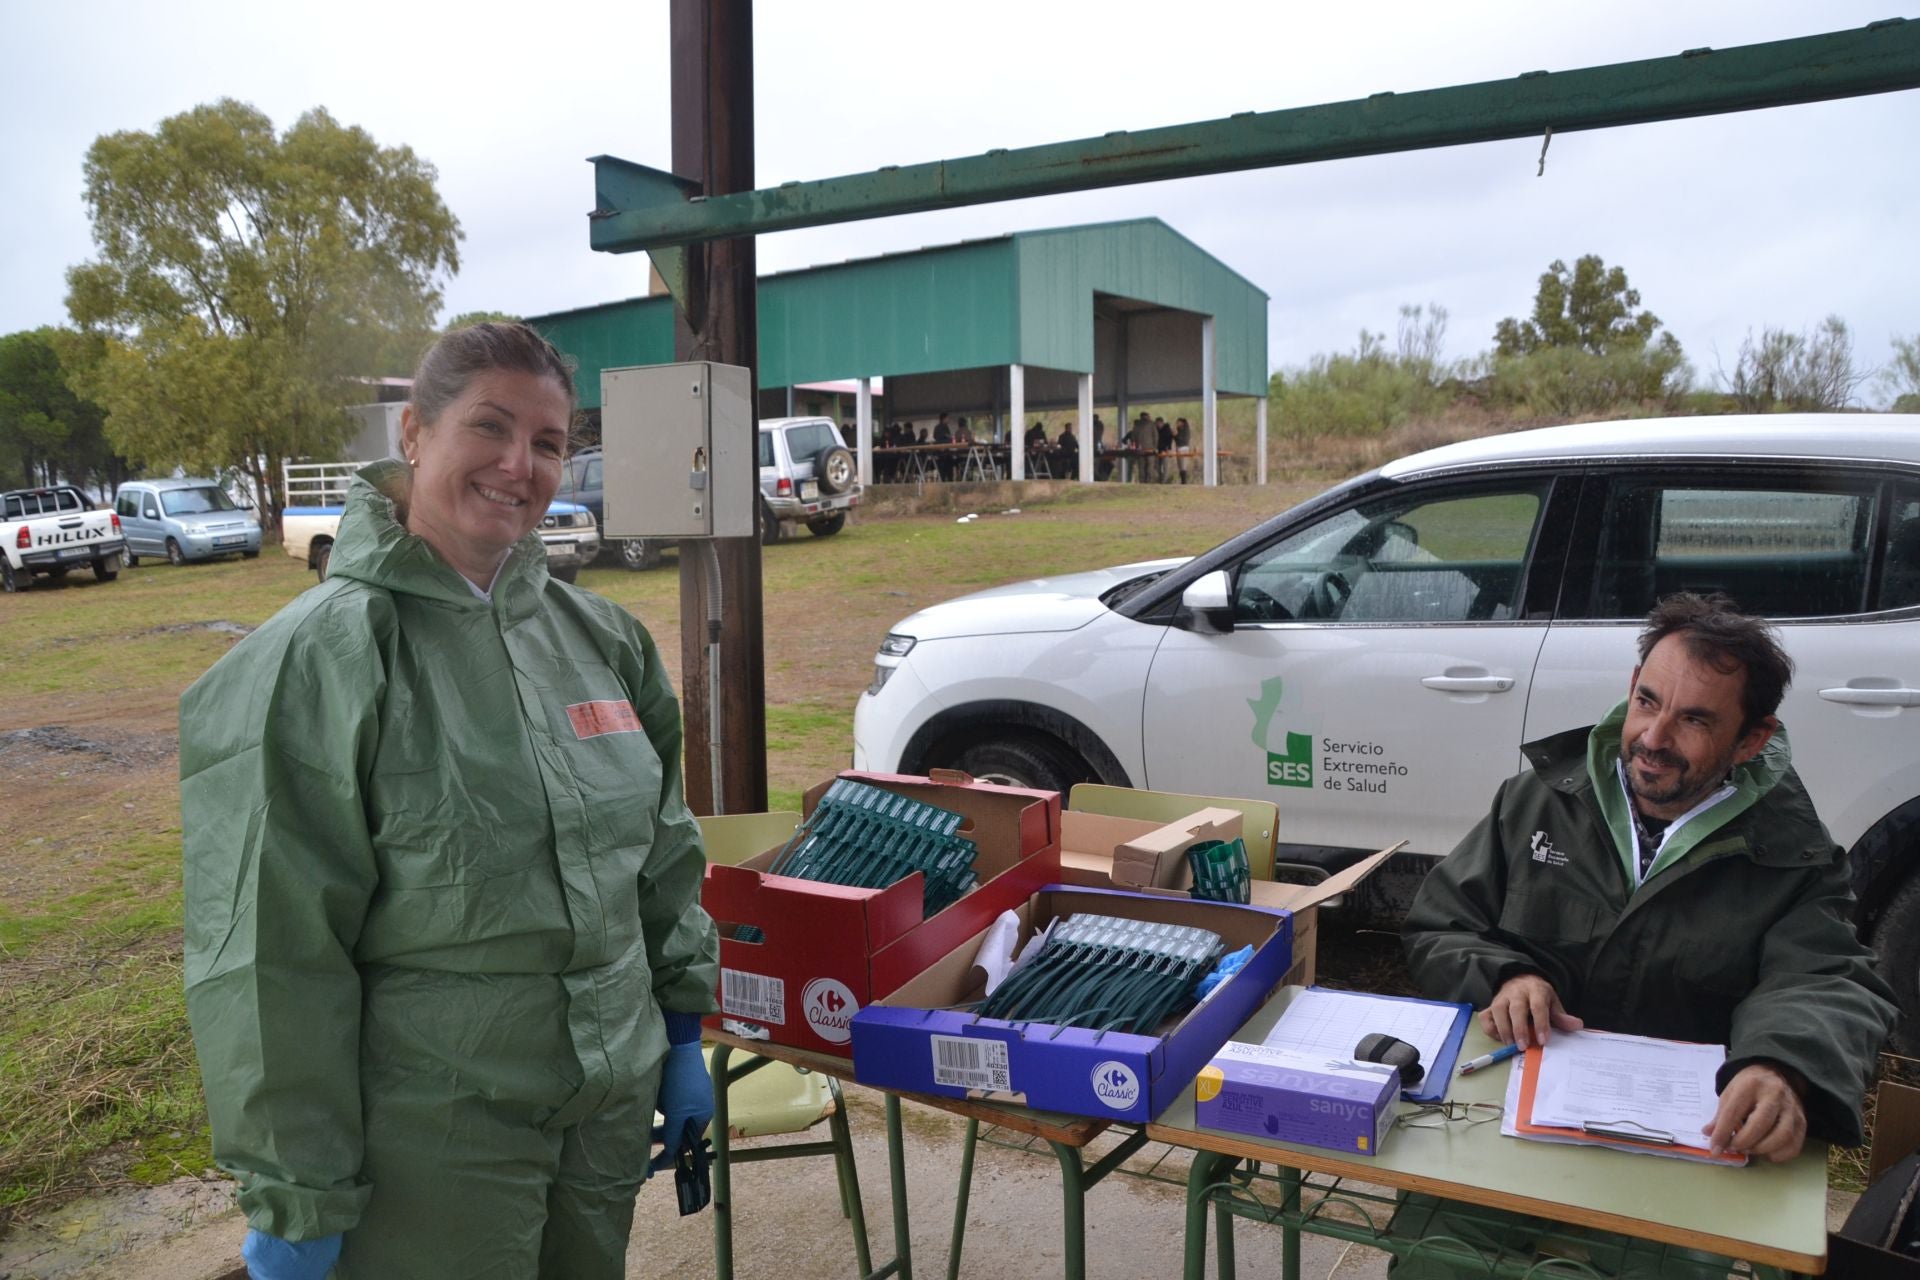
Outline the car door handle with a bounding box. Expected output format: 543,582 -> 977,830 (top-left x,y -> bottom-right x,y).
1421,675 -> 1515,693
1819,686 -> 1920,707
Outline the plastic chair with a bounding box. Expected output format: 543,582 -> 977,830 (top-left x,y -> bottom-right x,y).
697,813 -> 877,1279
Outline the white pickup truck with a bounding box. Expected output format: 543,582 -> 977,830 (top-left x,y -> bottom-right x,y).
282,402 -> 600,582
2,485 -> 128,592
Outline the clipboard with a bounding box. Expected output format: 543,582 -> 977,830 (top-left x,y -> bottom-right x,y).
1264,988 -> 1471,1104
1373,991 -> 1471,1104
1514,1045 -> 1747,1165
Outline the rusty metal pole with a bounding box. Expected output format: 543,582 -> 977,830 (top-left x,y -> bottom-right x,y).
671,0 -> 766,815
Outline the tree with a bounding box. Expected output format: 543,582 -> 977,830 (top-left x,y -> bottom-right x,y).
443,310 -> 521,331
1490,255 -> 1689,414
0,328 -> 120,493
1724,316 -> 1869,412
1494,254 -> 1672,358
1883,333 -> 1920,412
65,99 -> 461,526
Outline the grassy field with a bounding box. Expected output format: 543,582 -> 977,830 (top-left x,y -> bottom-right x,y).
0,477 -> 1312,1224
0,466 -> 1890,1225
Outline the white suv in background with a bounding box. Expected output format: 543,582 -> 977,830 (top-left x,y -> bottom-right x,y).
854,416 -> 1920,1048
758,417 -> 860,543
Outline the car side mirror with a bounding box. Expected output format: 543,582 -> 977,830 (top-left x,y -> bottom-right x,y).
1179,569 -> 1236,634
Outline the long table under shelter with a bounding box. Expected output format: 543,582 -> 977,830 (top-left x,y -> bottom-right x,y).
1145,988 -> 1831,1279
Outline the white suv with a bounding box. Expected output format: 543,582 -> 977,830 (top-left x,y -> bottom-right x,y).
759,417 -> 860,543
854,415 -> 1920,1048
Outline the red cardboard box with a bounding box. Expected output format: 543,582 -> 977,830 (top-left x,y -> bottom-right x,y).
701,769 -> 1062,1055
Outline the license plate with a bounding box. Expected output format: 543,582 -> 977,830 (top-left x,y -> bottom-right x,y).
60,547 -> 91,561
214,536 -> 246,547
544,540 -> 574,557
800,481 -> 819,500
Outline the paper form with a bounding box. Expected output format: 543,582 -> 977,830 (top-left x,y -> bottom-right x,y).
1261,987 -> 1467,1094
1528,1028 -> 1724,1139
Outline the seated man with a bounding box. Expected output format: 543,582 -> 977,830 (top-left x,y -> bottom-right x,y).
1406,592 -> 1892,1166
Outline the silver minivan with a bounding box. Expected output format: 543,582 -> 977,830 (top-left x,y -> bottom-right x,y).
115,478 -> 263,566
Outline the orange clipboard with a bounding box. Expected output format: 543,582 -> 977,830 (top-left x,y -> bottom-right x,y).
1514,1044 -> 1747,1166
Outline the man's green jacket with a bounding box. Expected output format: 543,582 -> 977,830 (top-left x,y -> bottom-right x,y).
181,464 -> 719,1240
1404,708 -> 1894,1144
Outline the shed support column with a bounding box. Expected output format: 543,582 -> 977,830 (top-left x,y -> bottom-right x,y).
1078,373 -> 1095,484
785,385 -> 795,416
856,377 -> 873,486
1256,395 -> 1268,485
1201,316 -> 1219,487
1009,364 -> 1026,481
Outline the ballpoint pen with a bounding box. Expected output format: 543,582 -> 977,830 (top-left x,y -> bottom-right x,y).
1458,1042 -> 1523,1075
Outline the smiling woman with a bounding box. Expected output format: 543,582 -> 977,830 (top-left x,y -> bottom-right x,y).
178,322 -> 720,1280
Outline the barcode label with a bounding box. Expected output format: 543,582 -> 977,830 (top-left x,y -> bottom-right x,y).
721,968 -> 786,1024
930,1035 -> 1012,1092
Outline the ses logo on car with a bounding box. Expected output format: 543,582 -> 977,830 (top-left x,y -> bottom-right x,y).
1248,678 -> 1313,788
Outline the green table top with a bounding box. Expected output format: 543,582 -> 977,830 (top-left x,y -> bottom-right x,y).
1147,987 -> 1830,1273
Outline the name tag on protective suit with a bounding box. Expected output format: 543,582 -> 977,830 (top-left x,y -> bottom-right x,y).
566,699 -> 641,739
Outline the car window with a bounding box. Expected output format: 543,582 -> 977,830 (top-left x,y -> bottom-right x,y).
117,492 -> 138,518
1234,483 -> 1547,624
1588,480 -> 1873,619
757,432 -> 775,468
783,422 -> 840,460
57,489 -> 81,512
582,458 -> 601,490
142,496 -> 160,519
1881,481 -> 1920,611
161,487 -> 236,516
3,495 -> 20,519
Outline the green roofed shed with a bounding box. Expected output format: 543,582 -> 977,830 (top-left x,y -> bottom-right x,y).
528,217 -> 1270,486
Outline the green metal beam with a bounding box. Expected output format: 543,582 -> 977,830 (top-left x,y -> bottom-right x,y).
590,19 -> 1917,255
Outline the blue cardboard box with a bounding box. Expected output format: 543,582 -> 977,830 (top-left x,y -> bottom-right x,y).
1193,1041 -> 1399,1156
848,886 -> 1292,1124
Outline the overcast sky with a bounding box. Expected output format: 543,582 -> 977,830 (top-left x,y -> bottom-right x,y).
6,1 -> 1915,400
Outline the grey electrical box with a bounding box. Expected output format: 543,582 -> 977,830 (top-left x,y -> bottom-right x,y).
600,361 -> 754,539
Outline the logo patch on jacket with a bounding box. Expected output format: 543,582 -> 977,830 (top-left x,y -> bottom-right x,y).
566,699 -> 641,739
1529,831 -> 1568,866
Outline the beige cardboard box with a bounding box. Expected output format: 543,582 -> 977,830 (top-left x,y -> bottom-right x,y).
1055,804 -> 1399,989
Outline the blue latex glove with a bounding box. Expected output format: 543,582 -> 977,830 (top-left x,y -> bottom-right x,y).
649,1039 -> 714,1173
243,1228 -> 341,1280
1195,944 -> 1256,999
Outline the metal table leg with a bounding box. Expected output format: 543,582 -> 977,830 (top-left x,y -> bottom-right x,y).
1048,1128 -> 1151,1280
886,1094 -> 915,1280
1183,1149 -> 1232,1280
946,1119 -> 978,1280
712,1042 -> 738,1280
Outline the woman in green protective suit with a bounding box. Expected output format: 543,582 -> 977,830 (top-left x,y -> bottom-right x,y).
181,323 -> 720,1280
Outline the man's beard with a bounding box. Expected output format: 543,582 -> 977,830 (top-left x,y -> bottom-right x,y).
1622,739 -> 1737,811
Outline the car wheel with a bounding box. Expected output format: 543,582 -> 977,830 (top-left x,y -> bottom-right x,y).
2,560 -> 28,593
814,446 -> 856,496
551,563 -> 579,584
314,543 -> 332,581
807,512 -> 847,538
948,734 -> 1091,795
619,538 -> 662,571
1865,819 -> 1920,1055
93,556 -> 119,583
166,538 -> 187,567
759,500 -> 784,546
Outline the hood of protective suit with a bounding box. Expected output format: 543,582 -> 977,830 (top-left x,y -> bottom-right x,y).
325,459 -> 550,620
